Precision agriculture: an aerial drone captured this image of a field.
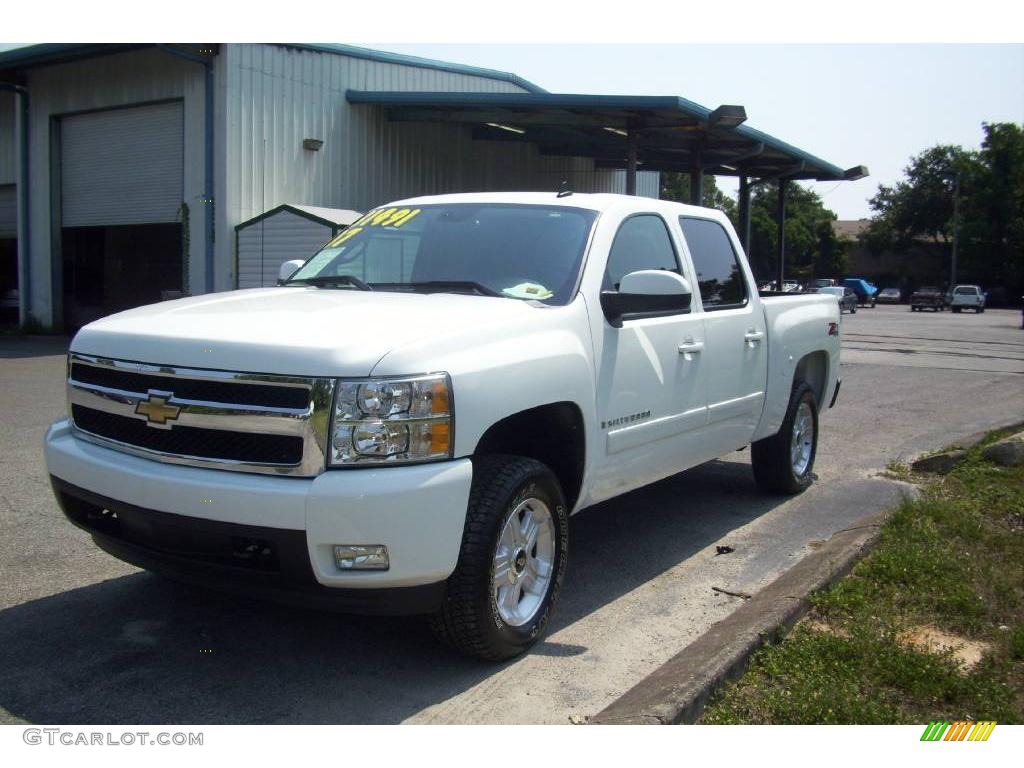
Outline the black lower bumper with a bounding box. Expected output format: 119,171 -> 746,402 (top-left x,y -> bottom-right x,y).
50,476 -> 447,616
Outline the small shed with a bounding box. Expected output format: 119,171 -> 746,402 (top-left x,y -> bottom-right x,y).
235,204 -> 363,288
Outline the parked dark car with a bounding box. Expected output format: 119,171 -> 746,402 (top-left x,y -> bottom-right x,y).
876,287 -> 902,304
817,286 -> 858,314
910,286 -> 947,312
841,278 -> 878,307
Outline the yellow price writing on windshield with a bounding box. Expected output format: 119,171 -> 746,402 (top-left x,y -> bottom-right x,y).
326,227 -> 363,248
351,208 -> 421,229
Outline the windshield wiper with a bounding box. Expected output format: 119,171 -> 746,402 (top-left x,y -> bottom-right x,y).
285,275 -> 373,291
375,281 -> 502,297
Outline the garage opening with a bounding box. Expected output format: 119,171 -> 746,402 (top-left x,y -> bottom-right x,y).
0,184 -> 15,326
61,224 -> 182,328
59,101 -> 184,330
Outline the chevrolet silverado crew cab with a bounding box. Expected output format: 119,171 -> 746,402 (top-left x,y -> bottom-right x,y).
45,192 -> 841,660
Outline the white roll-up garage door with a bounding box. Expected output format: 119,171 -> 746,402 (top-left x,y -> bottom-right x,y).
0,185 -> 16,238
61,101 -> 183,227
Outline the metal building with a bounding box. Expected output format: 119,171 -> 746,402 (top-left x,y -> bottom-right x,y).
0,43 -> 863,331
236,204 -> 361,289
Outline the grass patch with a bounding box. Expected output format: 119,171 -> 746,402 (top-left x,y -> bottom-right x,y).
700,435 -> 1024,724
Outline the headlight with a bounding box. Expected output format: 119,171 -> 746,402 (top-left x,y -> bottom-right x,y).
329,374 -> 452,466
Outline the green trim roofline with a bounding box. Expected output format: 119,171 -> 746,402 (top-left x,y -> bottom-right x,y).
0,43 -> 546,93
345,90 -> 849,180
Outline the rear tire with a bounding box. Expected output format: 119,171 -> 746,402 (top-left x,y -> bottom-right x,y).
850,305 -> 857,314
751,382 -> 819,495
953,307 -> 962,313
430,455 -> 569,660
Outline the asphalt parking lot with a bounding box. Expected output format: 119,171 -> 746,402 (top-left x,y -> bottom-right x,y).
1,305 -> 1023,724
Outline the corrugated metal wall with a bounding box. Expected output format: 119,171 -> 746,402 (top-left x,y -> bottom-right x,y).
217,44 -> 658,288
24,48 -> 206,323
236,209 -> 333,289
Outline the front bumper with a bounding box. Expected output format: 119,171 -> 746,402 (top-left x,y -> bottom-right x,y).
44,419 -> 473,612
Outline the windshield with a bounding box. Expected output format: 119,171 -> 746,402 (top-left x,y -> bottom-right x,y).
286,203 -> 598,305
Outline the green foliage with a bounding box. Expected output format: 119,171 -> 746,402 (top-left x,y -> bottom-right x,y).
659,173 -> 737,220
864,122 -> 1024,297
701,441 -> 1024,724
747,182 -> 846,283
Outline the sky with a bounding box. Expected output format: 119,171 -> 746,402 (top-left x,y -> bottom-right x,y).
2,39 -> 1021,220
367,44 -> 1024,220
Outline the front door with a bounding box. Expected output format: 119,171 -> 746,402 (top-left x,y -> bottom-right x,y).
589,213 -> 708,502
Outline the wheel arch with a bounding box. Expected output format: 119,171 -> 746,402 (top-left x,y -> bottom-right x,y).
794,350 -> 829,408
473,401 -> 586,512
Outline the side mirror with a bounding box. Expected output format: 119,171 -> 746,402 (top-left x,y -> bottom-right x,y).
277,259 -> 306,285
600,269 -> 693,328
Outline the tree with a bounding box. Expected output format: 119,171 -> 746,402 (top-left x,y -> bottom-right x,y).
660,173 -> 737,220
863,123 -> 1024,300
746,182 -> 846,283
863,145 -> 976,251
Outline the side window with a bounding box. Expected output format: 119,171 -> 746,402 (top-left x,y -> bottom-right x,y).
603,214 -> 680,291
679,217 -> 748,310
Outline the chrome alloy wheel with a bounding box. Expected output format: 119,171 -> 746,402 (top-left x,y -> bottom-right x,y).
492,497 -> 556,627
790,401 -> 814,477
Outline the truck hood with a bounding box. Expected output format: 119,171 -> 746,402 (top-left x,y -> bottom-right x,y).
70,287 -> 538,376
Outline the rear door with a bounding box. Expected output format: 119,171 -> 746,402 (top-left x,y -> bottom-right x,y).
678,216 -> 768,455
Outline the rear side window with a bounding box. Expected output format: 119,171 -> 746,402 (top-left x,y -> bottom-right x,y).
679,217 -> 748,310
603,214 -> 680,291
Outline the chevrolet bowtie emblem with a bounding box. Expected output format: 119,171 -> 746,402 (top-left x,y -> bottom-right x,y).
135,392 -> 181,426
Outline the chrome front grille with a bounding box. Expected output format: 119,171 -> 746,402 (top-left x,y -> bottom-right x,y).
67,354 -> 335,476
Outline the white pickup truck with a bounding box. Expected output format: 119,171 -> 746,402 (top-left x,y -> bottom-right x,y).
45,192 -> 841,660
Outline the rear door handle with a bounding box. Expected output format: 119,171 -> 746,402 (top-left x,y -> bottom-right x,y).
678,340 -> 704,354
744,330 -> 765,345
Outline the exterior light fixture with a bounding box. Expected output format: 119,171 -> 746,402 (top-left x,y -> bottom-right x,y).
302,138 -> 324,151
843,165 -> 869,180
603,127 -> 628,137
485,122 -> 525,135
708,105 -> 747,128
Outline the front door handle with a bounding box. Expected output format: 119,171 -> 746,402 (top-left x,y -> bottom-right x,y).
744,329 -> 765,345
678,340 -> 704,354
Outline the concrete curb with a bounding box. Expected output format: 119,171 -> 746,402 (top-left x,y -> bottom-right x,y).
591,420 -> 1024,726
590,508 -> 892,725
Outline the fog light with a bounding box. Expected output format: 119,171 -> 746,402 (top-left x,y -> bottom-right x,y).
333,545 -> 389,570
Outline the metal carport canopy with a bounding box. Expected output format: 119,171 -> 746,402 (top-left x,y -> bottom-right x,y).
345,90 -> 867,184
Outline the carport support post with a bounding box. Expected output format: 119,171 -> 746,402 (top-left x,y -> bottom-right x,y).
690,151 -> 703,205
738,175 -> 751,254
776,178 -> 788,289
626,130 -> 638,196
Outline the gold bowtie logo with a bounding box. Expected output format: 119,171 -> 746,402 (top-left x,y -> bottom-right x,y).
135,393 -> 181,426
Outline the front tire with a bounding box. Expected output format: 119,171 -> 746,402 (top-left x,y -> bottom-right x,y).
431,455 -> 569,660
751,382 -> 819,495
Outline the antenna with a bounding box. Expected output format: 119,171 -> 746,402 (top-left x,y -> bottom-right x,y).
557,180 -> 573,198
